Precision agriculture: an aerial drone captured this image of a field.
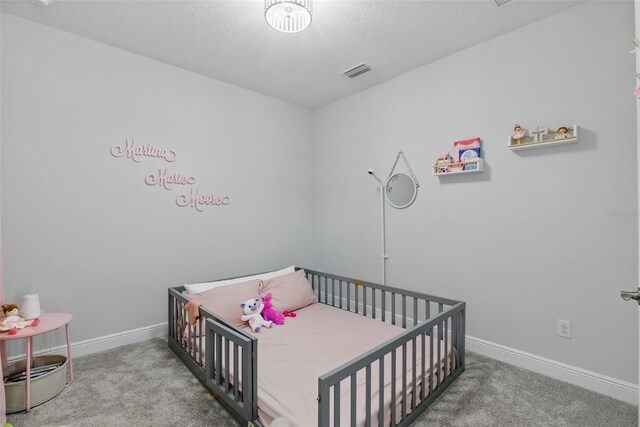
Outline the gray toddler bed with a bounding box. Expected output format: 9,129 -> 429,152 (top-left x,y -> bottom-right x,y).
168,268 -> 465,426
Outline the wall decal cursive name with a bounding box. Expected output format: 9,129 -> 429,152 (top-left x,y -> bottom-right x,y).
145,169 -> 195,190
110,139 -> 230,212
111,139 -> 177,163
176,187 -> 230,212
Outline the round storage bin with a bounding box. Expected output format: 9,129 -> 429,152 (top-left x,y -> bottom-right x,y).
4,354 -> 68,413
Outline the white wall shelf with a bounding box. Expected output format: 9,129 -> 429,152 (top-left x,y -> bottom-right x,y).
508,125 -> 578,151
432,158 -> 484,176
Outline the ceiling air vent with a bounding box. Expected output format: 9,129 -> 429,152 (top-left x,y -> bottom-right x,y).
494,0 -> 513,6
342,63 -> 372,79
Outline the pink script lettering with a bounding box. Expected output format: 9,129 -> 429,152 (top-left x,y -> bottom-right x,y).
111,139 -> 177,163
145,169 -> 195,190
176,188 -> 230,212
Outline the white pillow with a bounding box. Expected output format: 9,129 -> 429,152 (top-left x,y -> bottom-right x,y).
184,266 -> 296,294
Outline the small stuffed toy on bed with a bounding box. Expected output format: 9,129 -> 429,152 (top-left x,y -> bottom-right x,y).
241,297 -> 273,333
262,293 -> 284,325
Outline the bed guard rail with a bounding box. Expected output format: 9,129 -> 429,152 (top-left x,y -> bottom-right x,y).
168,287 -> 208,377
168,287 -> 258,425
304,269 -> 460,327
205,318 -> 258,423
317,302 -> 465,427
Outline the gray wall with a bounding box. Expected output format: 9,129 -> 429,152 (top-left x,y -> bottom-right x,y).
0,14 -> 315,343
313,1 -> 639,383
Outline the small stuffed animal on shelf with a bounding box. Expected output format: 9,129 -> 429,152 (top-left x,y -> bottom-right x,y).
262,293 -> 284,325
435,150 -> 454,174
240,297 -> 273,333
512,124 -> 528,144
0,304 -> 40,335
555,126 -> 570,139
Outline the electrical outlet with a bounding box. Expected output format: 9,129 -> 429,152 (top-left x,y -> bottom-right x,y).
557,319 -> 572,339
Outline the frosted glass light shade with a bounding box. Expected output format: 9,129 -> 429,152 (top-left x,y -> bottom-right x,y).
21,294 -> 41,320
265,0 -> 312,34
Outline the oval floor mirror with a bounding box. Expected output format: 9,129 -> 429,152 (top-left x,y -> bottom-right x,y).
385,172 -> 418,209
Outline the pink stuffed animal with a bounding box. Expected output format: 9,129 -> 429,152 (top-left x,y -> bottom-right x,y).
261,293 -> 285,325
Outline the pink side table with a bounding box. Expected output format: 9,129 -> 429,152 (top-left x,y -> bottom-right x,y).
0,312 -> 73,412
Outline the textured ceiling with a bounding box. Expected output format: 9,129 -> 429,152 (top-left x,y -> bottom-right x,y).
1,0 -> 580,109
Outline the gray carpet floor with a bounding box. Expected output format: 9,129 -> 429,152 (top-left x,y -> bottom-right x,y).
6,338 -> 637,427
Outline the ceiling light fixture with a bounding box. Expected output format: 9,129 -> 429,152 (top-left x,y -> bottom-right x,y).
265,0 -> 312,34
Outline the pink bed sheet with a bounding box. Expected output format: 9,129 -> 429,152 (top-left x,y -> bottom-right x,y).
183,303 -> 454,426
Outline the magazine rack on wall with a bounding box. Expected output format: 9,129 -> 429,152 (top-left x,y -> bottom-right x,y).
432,158 -> 484,176
432,137 -> 484,176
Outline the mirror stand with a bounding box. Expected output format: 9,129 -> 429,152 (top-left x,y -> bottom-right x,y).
366,150 -> 419,286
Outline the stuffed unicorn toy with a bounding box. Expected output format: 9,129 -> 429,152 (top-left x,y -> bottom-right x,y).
262,293 -> 285,325
240,297 -> 273,333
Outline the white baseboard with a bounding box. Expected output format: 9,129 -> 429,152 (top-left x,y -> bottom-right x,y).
466,335 -> 638,405
7,322 -> 167,362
